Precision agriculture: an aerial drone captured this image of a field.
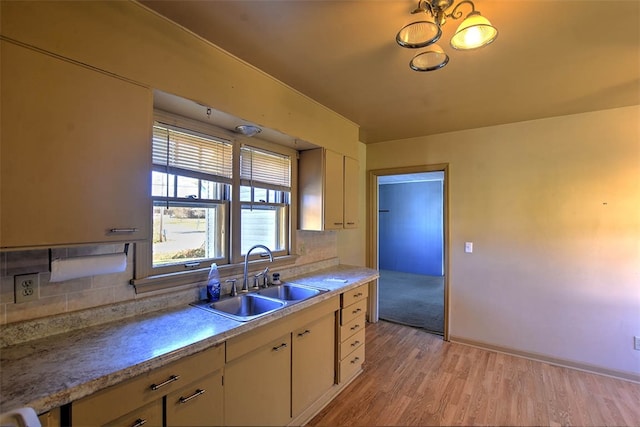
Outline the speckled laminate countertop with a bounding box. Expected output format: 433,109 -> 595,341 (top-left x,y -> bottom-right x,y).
0,265 -> 378,415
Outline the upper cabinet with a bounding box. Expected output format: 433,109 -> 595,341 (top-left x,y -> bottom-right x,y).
298,148 -> 359,231
0,41 -> 152,249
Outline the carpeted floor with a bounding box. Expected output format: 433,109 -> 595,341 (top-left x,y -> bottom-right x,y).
378,269 -> 444,334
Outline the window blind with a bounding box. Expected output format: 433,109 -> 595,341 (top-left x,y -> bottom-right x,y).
240,146 -> 291,191
153,124 -> 233,182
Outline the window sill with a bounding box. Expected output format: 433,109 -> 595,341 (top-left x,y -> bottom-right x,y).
131,255 -> 299,294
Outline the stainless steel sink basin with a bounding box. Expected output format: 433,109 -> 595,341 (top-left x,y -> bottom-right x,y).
192,293 -> 285,322
256,283 -> 326,301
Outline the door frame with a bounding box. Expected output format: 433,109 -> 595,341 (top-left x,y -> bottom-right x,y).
368,164 -> 450,340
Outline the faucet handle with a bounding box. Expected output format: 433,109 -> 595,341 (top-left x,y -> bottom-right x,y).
226,279 -> 238,297
253,273 -> 262,290
261,267 -> 270,288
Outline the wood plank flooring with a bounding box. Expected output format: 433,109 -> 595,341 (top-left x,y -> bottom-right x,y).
308,321 -> 640,426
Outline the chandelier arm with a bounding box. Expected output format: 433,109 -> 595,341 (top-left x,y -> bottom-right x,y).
446,0 -> 477,20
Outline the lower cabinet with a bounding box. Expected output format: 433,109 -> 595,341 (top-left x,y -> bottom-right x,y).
337,283 -> 369,383
224,296 -> 340,426
72,344 -> 224,426
224,333 -> 292,426
292,312 -> 335,418
166,370 -> 223,426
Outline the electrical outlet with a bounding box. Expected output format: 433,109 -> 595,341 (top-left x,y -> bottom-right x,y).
634,336 -> 640,351
14,273 -> 39,303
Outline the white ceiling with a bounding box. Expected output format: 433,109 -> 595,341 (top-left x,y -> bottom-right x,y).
141,0 -> 640,144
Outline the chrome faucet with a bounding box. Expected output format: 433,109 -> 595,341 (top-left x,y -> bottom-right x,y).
242,244 -> 273,292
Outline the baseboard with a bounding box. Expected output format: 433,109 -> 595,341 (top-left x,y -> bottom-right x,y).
450,335 -> 640,384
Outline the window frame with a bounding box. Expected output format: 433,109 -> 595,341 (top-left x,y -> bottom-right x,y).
132,111 -> 298,293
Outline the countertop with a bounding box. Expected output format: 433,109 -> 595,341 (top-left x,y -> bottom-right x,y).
0,265 -> 378,414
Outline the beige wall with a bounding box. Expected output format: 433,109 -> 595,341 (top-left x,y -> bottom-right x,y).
367,105 -> 640,375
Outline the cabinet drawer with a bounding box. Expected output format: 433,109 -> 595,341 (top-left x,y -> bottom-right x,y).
341,284 -> 368,308
339,315 -> 366,343
340,298 -> 367,325
73,344 -> 224,425
338,344 -> 365,383
104,399 -> 163,427
339,328 -> 365,361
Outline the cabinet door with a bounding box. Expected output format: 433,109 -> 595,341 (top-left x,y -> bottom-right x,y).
0,41 -> 152,249
224,333 -> 292,426
323,149 -> 345,230
292,312 -> 336,417
343,156 -> 359,228
166,370 -> 223,427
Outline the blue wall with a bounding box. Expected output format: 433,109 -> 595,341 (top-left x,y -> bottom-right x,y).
379,181 -> 443,276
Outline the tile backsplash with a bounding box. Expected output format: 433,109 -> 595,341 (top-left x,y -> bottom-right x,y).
0,230 -> 337,327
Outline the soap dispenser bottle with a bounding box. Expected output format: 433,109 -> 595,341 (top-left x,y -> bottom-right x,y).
207,263 -> 221,302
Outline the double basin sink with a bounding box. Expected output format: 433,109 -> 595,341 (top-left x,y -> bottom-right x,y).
191,283 -> 327,322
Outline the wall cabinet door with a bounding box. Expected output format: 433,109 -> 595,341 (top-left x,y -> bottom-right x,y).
292,312 -> 336,417
298,148 -> 359,230
224,333 -> 292,426
165,370 -> 223,427
323,149 -> 345,229
343,155 -> 359,228
0,41 -> 152,249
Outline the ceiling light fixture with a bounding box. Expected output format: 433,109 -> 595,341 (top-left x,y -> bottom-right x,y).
234,124 -> 262,137
396,0 -> 498,72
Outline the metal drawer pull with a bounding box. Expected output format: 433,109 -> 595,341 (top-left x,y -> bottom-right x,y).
109,228 -> 139,233
350,324 -> 360,331
354,292 -> 363,297
272,343 -> 288,351
350,356 -> 361,364
150,374 -> 180,390
131,418 -> 147,427
352,308 -> 362,314
347,222 -> 356,225
297,329 -> 311,337
334,222 -> 344,225
351,340 -> 361,347
179,389 -> 205,404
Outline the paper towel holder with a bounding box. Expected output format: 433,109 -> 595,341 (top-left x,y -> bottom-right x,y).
48,244 -> 130,269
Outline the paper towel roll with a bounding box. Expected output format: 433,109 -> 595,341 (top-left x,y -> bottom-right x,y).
50,253 -> 127,282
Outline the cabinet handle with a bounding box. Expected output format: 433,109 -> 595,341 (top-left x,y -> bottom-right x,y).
350,324 -> 360,331
350,356 -> 361,364
347,222 -> 356,225
352,308 -> 362,314
351,340 -> 361,347
333,222 -> 343,226
354,292 -> 363,298
109,228 -> 139,233
272,343 -> 288,351
150,374 -> 180,390
297,329 -> 311,337
131,418 -> 147,427
179,388 -> 206,404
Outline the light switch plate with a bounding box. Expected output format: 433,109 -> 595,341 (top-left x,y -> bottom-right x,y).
465,242 -> 473,253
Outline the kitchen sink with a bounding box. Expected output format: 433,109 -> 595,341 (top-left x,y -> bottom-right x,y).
191,283 -> 327,322
192,293 -> 285,322
256,283 -> 326,301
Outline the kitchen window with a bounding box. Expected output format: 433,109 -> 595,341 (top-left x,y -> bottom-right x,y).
133,111 -> 296,290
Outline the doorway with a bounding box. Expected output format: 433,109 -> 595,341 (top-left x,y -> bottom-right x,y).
369,165 -> 449,339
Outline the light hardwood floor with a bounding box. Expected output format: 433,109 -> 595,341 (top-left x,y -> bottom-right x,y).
308,321 -> 640,426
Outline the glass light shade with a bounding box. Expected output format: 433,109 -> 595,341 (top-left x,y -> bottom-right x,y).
409,44 -> 449,72
450,12 -> 498,50
396,19 -> 442,49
